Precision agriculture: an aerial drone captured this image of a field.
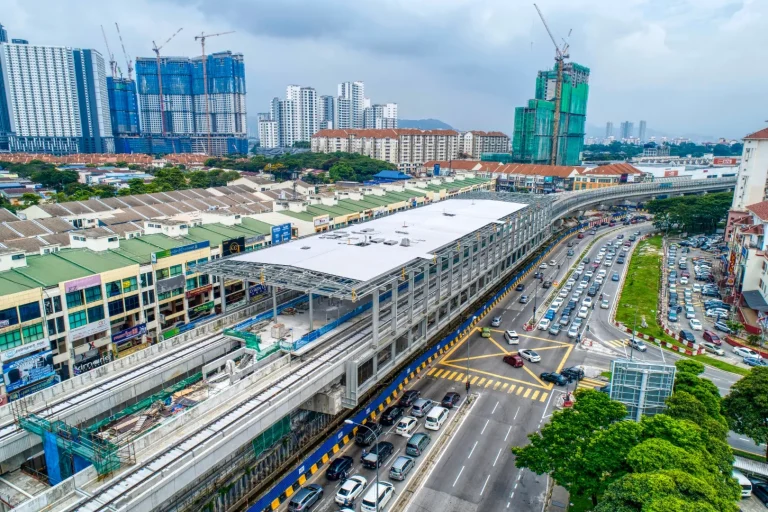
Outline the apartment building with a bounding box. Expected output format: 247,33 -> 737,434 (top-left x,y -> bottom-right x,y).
311,128 -> 460,172
726,128 -> 768,243
461,131 -> 510,158
0,174 -> 492,403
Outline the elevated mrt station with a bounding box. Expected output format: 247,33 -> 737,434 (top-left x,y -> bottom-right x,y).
204,195 -> 553,410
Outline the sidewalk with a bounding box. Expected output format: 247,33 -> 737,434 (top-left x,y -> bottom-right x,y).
547,485 -> 570,511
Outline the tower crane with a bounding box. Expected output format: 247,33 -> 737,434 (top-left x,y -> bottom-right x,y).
152,28 -> 183,136
114,23 -> 133,81
194,31 -> 234,155
533,3 -> 570,166
100,25 -> 118,78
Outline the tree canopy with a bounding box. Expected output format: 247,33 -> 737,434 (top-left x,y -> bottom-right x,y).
511,360 -> 739,510
646,192 -> 732,233
584,142 -> 743,162
722,367 -> 768,461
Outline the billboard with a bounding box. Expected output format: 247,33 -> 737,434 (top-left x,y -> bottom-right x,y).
2,350 -> 55,393
663,170 -> 679,177
1,338 -> 50,362
713,157 -> 738,166
222,237 -> 246,257
271,223 -> 292,245
151,241 -> 210,264
73,350 -> 113,376
65,275 -> 102,293
313,215 -> 330,228
69,318 -> 109,342
249,284 -> 269,298
112,323 -> 147,345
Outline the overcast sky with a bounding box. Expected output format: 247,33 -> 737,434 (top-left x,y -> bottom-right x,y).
4,0 -> 766,139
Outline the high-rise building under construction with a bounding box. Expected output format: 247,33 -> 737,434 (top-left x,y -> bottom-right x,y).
512,62 -> 590,166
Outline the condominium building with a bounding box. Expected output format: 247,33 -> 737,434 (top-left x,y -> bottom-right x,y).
335,98 -> 351,129
605,122 -> 613,138
620,121 -> 634,140
311,128 -> 460,172
133,51 -> 247,155
338,81 -> 365,128
258,119 -> 279,148
107,77 -> 140,137
363,103 -> 398,129
461,131 -> 510,158
0,43 -> 113,154
638,120 -> 647,142
318,95 -> 335,129
726,128 -> 768,242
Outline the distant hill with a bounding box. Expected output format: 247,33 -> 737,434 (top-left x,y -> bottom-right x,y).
398,119 -> 454,130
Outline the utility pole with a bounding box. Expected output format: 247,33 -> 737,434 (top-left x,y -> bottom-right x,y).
152,28 -> 183,136
194,31 -> 235,155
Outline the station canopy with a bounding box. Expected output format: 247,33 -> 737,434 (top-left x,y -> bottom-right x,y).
201,197 -> 531,300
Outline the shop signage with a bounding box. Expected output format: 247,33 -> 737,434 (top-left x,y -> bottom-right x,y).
156,274 -> 186,294
190,301 -> 214,315
0,338 -> 50,363
73,351 -> 113,376
7,374 -> 60,402
249,284 -> 268,298
160,327 -> 180,341
313,215 -> 330,228
2,350 -> 55,393
69,318 -> 109,342
0,320 -> 10,328
111,323 -> 147,345
65,275 -> 102,293
245,235 -> 265,245
151,241 -> 210,264
222,237 -> 246,257
271,223 -> 292,245
186,284 -> 212,299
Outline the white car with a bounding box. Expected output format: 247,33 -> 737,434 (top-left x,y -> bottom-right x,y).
693,284 -> 702,292
597,269 -> 607,277
702,342 -> 725,356
505,330 -> 520,344
705,309 -> 728,318
680,276 -> 689,284
396,416 -> 418,437
336,475 -> 368,507
558,290 -> 568,298
519,349 -> 541,362
582,297 -> 593,308
689,318 -> 702,331
551,298 -> 564,310
566,278 -> 576,287
538,318 -> 551,330
600,299 -> 610,309
604,260 -> 612,267
539,263 -> 548,269
733,346 -> 760,359
549,260 -> 557,266
578,306 -> 589,319
595,277 -> 604,285
585,271 -> 594,279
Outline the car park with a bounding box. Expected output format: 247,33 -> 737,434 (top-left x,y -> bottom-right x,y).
505,330 -> 520,344
679,330 -> 696,343
411,398 -> 434,418
335,475 -> 367,507
396,416 -> 418,437
540,372 -> 567,386
361,441 -> 395,469
702,342 -> 725,356
326,456 -> 354,480
288,484 -> 324,512
519,349 -> 541,362
441,392 -> 461,409
734,346 -> 760,359
744,357 -> 768,367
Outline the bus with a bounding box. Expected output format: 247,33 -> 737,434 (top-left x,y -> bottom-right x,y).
733,469 -> 752,498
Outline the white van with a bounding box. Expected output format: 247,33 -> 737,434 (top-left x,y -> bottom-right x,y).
732,469 -> 752,498
361,482 -> 395,512
425,406 -> 448,431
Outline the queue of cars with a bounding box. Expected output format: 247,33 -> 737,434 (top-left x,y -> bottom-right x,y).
289,386 -> 462,511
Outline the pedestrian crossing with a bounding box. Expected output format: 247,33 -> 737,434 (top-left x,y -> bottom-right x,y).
426,366 -> 606,396
427,366 -> 549,402
605,338 -> 630,348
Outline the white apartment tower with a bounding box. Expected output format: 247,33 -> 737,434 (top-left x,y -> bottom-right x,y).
258,119 -> 278,148
299,87 -> 318,141
318,95 -> 335,129
338,81 -> 365,128
335,98 -> 351,129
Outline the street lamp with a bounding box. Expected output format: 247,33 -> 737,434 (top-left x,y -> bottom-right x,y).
345,419 -> 379,512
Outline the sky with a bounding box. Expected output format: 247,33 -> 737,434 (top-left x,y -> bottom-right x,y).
3,0 -> 767,140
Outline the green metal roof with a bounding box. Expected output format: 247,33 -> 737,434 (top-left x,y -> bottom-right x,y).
240,218 -> 273,235
279,210 -> 316,223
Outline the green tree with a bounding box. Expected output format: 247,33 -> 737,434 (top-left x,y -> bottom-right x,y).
20,193 -> 40,206
292,141 -> 310,148
188,171 -> 211,189
152,167 -> 188,191
722,367 -> 768,460
329,162 -> 356,182
31,169 -> 80,191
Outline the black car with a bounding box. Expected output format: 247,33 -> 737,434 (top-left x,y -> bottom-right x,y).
540,372 -> 567,386
534,271 -> 543,279
542,280 -> 552,289
398,389 -> 420,407
752,480 -> 768,506
380,405 -> 405,425
354,422 -> 383,446
441,392 -> 461,409
361,441 -> 395,469
326,455 -> 354,480
561,367 -> 584,382
516,284 -> 525,292
679,330 -> 696,343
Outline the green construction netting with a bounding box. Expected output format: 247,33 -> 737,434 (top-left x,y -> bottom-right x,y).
252,415 -> 291,458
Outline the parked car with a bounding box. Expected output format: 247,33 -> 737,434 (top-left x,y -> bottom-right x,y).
679,330 -> 696,343
540,372 -> 567,386
744,357 -> 768,367
519,349 -> 541,363
702,342 -> 725,356
713,321 -> 733,334
668,310 -> 678,322
733,346 -> 760,359
689,318 -> 703,331
326,456 -> 354,480
441,392 -> 461,409
702,330 -> 721,345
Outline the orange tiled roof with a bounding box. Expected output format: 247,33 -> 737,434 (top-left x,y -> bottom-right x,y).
313,128 -> 459,138
583,163 -> 643,176
745,128 -> 768,140
495,163 -> 585,178
747,201 -> 768,221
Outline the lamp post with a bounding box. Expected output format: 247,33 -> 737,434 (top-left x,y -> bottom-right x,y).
345,420 -> 379,511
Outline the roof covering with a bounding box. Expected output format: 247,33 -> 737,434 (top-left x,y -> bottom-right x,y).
745,128 -> 768,140
742,290 -> 768,312
747,201 -> 768,221
201,198 -> 529,298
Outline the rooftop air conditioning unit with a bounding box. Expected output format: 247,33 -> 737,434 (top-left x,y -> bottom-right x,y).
400,238 -> 411,247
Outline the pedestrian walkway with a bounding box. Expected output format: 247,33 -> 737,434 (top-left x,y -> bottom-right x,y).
426,367 -> 549,403
576,377 -> 606,390
604,338 -> 629,348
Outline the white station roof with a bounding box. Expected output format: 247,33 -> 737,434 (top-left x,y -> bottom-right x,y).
229,199 -> 527,282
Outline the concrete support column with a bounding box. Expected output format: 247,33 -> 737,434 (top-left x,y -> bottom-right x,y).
372,287 -> 380,347
220,279 -> 227,314
272,286 -> 278,322
408,271 -> 415,324
449,252 -> 455,297
458,249 -> 464,290
308,291 -> 314,331
391,282 -> 398,334
423,264 -> 430,314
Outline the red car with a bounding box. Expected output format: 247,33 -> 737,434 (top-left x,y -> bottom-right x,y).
609,222 -> 616,227
702,330 -> 721,345
503,354 -> 524,367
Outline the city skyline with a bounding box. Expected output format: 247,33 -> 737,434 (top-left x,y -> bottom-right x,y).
2,0 -> 764,140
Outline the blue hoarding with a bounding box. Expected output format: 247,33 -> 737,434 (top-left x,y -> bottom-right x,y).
2,350 -> 55,393
433,163 -> 440,176
271,223 -> 292,245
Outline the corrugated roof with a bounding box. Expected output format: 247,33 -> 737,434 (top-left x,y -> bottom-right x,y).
0,209 -> 18,222
35,217 -> 74,233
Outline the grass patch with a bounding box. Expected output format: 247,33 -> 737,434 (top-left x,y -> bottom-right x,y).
600,371 -> 612,380
692,355 -> 750,376
568,494 -> 593,512
733,448 -> 766,462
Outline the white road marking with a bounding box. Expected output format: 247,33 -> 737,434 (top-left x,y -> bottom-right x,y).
468,441 -> 478,459
493,448 -> 503,467
505,425 -> 512,441
481,419 -> 490,434
453,465 -> 465,487
492,401 -> 499,415
513,406 -> 520,420
480,474 -> 491,495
